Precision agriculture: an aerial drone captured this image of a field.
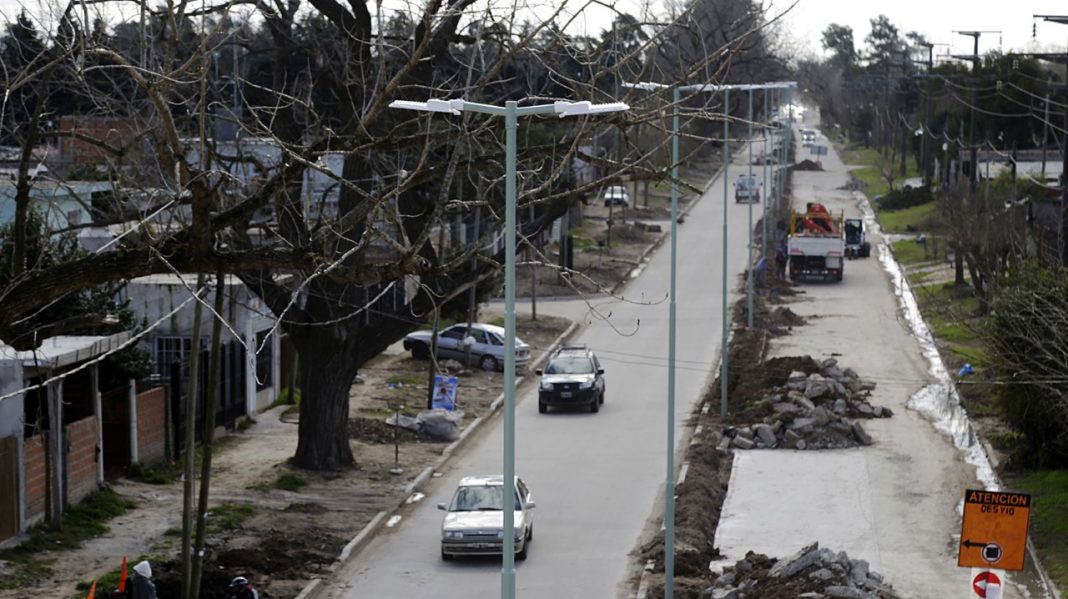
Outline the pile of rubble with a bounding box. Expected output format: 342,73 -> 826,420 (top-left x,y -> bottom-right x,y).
720,358 -> 892,450
704,543 -> 902,598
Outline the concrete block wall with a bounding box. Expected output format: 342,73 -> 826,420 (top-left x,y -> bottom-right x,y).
65,417 -> 99,505
136,387 -> 166,464
24,435 -> 46,523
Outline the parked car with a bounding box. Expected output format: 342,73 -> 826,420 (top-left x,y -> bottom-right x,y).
403,323 -> 530,371
439,475 -> 536,561
603,185 -> 629,207
734,174 -> 761,203
535,345 -> 605,413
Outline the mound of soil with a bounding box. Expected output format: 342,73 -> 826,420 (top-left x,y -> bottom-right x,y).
792,159 -> 824,171
770,307 -> 805,327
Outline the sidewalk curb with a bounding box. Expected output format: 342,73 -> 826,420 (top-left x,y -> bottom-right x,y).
296,320 -> 580,599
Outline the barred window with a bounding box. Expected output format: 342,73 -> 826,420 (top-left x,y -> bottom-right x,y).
155,336 -> 192,377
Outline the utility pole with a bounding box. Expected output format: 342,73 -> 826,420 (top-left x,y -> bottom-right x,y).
919,42 -> 934,186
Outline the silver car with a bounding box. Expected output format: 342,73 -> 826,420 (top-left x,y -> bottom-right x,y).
438,475 -> 536,560
403,323 -> 531,371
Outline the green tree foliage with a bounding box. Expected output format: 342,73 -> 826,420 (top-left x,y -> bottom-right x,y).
821,23 -> 855,66
986,263 -> 1068,467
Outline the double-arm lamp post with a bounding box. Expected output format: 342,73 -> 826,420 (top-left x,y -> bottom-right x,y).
622,79 -> 794,599
389,97 -> 628,599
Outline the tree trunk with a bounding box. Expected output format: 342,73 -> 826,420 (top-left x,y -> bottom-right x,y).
290,331 -> 359,470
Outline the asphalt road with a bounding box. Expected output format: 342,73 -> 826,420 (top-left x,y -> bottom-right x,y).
320,144 -> 777,598
713,115 -> 1047,598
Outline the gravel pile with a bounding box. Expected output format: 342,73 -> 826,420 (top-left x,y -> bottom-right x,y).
719,358 -> 891,450
704,543 -> 902,598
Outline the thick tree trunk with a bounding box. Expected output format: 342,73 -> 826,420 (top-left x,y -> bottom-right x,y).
291,331 -> 360,470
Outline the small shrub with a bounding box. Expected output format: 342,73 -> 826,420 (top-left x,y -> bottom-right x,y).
275,471 -> 307,491
878,186 -> 933,211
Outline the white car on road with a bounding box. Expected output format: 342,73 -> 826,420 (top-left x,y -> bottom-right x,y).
439,475 -> 536,560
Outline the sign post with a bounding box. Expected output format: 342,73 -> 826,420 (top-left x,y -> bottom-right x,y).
958,489 -> 1031,572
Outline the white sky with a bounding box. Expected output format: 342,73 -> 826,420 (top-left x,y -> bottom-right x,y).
2,0 -> 1067,61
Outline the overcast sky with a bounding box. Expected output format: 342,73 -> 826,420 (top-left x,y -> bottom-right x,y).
2,0 -> 1067,61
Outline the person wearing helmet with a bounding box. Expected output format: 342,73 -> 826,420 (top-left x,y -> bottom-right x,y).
228,576 -> 260,599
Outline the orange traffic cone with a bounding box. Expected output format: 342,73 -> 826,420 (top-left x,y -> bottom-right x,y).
117,556 -> 128,592
85,580 -> 96,599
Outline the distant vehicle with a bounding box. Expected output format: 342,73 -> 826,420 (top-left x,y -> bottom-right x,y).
787,202 -> 845,282
734,174 -> 761,203
439,475 -> 536,561
535,345 -> 605,413
801,129 -> 817,147
603,185 -> 629,207
844,218 -> 871,259
403,323 -> 531,371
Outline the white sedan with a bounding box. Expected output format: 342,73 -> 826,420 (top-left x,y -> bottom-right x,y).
439,475 -> 536,560
403,323 -> 531,371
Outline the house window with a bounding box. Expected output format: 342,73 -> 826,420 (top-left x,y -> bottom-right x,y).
155,336 -> 193,377
255,329 -> 273,391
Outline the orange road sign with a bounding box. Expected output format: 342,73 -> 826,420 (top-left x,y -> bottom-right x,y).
958,489 -> 1031,571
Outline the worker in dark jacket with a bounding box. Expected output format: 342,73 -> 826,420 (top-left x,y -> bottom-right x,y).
129,560 -> 157,599
229,576 -> 260,599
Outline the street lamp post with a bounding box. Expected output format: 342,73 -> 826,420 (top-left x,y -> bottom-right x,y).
390,97 -> 627,599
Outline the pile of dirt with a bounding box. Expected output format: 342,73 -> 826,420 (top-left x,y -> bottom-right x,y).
640,444 -> 731,576
792,159 -> 824,171
770,307 -> 805,327
144,528 -> 345,599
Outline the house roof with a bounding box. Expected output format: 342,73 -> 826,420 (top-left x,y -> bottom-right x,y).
0,332 -> 132,370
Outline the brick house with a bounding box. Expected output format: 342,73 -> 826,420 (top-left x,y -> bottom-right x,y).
0,333 -> 168,544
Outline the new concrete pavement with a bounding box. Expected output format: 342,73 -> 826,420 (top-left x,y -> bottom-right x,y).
714,115 -> 1047,598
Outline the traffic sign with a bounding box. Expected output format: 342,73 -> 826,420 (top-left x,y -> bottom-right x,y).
958,489 -> 1031,571
811,145 -> 828,156
972,569 -> 1002,598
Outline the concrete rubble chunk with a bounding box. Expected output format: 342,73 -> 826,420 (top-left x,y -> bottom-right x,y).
872,406 -> 884,418
768,543 -> 821,579
810,407 -> 831,427
824,364 -> 845,379
849,559 -> 870,584
843,367 -> 859,379
859,379 -> 877,391
796,439 -> 807,450
717,435 -> 732,450
737,427 -> 755,441
820,358 -> 838,370
707,588 -> 741,599
826,586 -> 873,599
784,429 -> 802,445
805,379 -> 830,400
732,436 -> 755,450
851,422 -> 872,446
832,398 -> 847,414
794,395 -> 817,412
856,403 -> 874,416
789,417 -> 815,431
754,424 -> 777,447
808,568 -> 834,582
714,572 -> 737,587
829,380 -> 848,397
773,402 -> 801,416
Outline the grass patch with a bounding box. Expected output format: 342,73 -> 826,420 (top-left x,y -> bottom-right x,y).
877,201 -> 941,234
251,471 -> 308,492
0,488 -> 136,589
267,387 -> 301,411
1012,470 -> 1068,588
207,502 -> 255,533
891,239 -> 929,266
127,462 -> 176,485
